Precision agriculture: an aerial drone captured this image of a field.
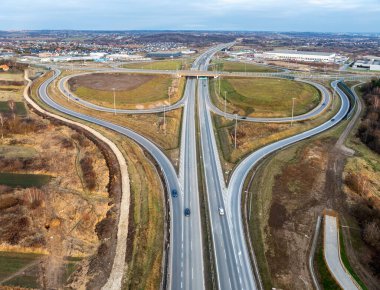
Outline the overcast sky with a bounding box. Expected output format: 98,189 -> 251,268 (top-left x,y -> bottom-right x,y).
0,0 -> 379,32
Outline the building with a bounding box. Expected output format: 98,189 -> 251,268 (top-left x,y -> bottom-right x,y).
353,56 -> 380,71
260,50 -> 337,63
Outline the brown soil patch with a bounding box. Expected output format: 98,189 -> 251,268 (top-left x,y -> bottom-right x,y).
265,138 -> 334,289
68,73 -> 154,91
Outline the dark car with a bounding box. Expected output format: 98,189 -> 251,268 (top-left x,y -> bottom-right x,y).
331,118 -> 335,122
184,208 -> 191,216
242,116 -> 247,120
171,189 -> 178,198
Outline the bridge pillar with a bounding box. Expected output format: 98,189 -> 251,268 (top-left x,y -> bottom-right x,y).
197,76 -> 199,79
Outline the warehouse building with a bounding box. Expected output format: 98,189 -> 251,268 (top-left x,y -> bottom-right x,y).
353,56 -> 380,71
260,50 -> 337,63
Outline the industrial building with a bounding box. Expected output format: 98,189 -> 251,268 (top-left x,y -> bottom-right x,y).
259,50 -> 338,63
352,56 -> 380,71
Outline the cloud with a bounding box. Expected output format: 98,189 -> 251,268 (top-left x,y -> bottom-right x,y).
0,0 -> 379,31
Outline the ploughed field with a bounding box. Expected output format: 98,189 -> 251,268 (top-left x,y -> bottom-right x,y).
68,72 -> 184,109
212,77 -> 321,117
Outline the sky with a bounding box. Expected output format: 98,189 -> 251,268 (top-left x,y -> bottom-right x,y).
0,0 -> 379,32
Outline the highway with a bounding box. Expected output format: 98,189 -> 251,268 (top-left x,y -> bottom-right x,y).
177,78 -> 204,289
197,45 -> 260,290
37,43 -> 355,290
324,215 -> 359,290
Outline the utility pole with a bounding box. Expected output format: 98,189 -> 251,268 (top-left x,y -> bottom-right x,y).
113,88 -> 116,115
234,114 -> 238,149
224,91 -> 227,117
291,97 -> 296,126
218,75 -> 221,96
163,105 -> 166,135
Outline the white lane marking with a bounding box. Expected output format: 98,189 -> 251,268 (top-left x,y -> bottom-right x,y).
192,268 -> 194,279
181,271 -> 183,278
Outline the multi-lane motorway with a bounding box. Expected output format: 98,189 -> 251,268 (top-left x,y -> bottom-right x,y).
35,43 -> 354,290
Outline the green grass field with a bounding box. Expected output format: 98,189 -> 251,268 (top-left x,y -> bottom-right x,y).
210,61 -> 278,73
122,59 -> 184,70
72,74 -> 182,109
0,101 -> 27,116
0,251 -> 41,283
212,77 -> 320,117
0,252 -> 81,288
0,173 -> 52,188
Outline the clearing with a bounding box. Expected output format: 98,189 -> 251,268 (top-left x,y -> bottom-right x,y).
210,77 -> 321,117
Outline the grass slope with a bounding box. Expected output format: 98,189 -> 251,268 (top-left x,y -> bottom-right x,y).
215,77 -> 320,117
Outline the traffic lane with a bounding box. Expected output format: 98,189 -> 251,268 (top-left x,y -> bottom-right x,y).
198,80 -> 244,290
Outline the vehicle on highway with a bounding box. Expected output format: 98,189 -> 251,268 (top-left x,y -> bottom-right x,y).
331,118 -> 335,121
242,116 -> 247,119
171,189 -> 178,197
184,208 -> 191,216
75,98 -> 79,101
218,207 -> 225,215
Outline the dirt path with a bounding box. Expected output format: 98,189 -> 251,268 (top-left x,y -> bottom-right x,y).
24,71 -> 131,290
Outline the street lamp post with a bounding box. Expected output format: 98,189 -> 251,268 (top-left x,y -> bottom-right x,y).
224,91 -> 227,117
234,113 -> 238,149
112,88 -> 116,115
291,97 -> 296,126
163,105 -> 166,135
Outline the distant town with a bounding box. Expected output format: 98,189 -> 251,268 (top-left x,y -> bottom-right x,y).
1,31 -> 380,71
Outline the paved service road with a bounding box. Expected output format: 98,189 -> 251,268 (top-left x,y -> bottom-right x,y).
324,215 -> 359,290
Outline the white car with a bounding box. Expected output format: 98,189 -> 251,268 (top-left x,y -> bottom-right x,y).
218,207 -> 225,215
